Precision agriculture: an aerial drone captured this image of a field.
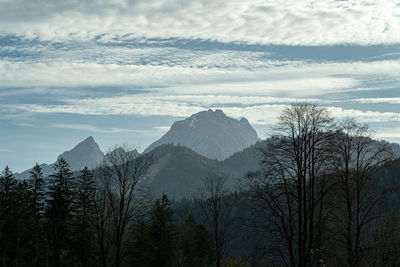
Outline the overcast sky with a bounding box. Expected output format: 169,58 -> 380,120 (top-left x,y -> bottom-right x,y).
1,0 -> 400,172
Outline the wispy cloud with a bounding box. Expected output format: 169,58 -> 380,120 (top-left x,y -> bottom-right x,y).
375,127 -> 400,138
353,97 -> 400,104
52,124 -> 150,134
153,126 -> 171,132
1,0 -> 400,45
4,59 -> 400,98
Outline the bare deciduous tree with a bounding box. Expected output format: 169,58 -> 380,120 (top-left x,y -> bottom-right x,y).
246,103 -> 335,267
93,145 -> 153,267
328,118 -> 393,266
198,173 -> 234,267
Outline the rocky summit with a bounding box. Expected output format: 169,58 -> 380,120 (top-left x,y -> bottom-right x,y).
144,109 -> 259,160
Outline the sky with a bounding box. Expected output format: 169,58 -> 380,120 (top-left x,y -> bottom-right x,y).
1,0 -> 400,172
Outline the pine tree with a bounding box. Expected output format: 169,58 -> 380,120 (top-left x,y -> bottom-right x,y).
150,194 -> 177,267
129,221 -> 154,267
0,166 -> 17,266
28,163 -> 48,267
13,180 -> 32,266
128,194 -> 177,267
178,215 -> 215,267
46,157 -> 74,267
72,166 -> 97,267
29,163 -> 46,218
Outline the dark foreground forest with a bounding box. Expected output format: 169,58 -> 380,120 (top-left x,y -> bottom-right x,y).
1,104 -> 400,267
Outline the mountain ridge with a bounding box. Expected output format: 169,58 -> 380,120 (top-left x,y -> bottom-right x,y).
144,109 -> 259,160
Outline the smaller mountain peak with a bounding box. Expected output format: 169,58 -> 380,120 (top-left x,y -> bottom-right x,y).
56,136 -> 104,170
81,136 -> 95,144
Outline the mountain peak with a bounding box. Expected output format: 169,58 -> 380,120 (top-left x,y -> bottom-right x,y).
144,109 -> 259,160
57,136 -> 104,170
15,136 -> 105,180
82,135 -> 95,143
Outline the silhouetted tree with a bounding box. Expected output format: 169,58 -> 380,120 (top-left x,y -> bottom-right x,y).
178,215 -> 215,267
0,166 -> 17,266
246,104 -> 335,266
129,221 -> 154,267
328,118 -> 393,266
198,173 -> 234,267
29,163 -> 46,218
46,157 -> 74,267
149,193 -> 177,267
366,212 -> 400,266
72,166 -> 97,266
94,146 -> 153,267
28,163 -> 48,267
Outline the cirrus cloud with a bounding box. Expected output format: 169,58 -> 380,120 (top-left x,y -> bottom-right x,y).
1,0 -> 400,45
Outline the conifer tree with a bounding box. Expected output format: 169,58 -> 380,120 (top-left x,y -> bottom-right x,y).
149,194 -> 177,267
72,166 -> 97,267
129,194 -> 177,267
129,221 -> 153,267
0,166 -> 17,266
178,215 -> 215,267
28,163 -> 48,267
29,163 -> 46,218
46,157 -> 74,267
13,180 -> 32,266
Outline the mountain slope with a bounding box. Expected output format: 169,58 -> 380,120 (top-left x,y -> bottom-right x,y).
143,144 -> 238,199
144,109 -> 259,160
222,140 -> 266,175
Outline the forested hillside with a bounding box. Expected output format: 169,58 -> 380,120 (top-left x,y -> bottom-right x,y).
1,104 -> 400,267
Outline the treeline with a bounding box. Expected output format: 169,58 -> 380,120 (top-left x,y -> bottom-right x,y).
0,152 -> 219,267
241,104 -> 400,266
2,103 -> 400,267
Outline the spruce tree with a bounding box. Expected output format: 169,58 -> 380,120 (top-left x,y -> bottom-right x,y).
149,194 -> 177,267
13,180 -> 32,266
28,163 -> 48,267
0,166 -> 17,266
72,166 -> 96,267
46,157 -> 74,267
129,221 -> 154,267
178,215 -> 215,267
128,194 -> 177,267
29,163 -> 46,218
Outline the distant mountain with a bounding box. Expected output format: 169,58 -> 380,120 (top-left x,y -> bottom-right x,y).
57,136 -> 104,170
222,140 -> 265,175
382,141 -> 400,159
144,109 -> 259,160
142,144 -> 238,199
15,136 -> 104,180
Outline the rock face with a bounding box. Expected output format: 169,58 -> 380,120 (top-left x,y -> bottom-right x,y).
57,136 -> 104,171
144,109 -> 259,160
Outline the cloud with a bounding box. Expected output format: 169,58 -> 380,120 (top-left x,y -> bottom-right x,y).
8,96 -> 400,127
4,58 -> 400,97
1,0 -> 400,45
14,122 -> 35,127
375,127 -> 400,138
353,97 -> 400,104
152,126 -> 170,132
52,123 -> 150,134
326,107 -> 400,123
